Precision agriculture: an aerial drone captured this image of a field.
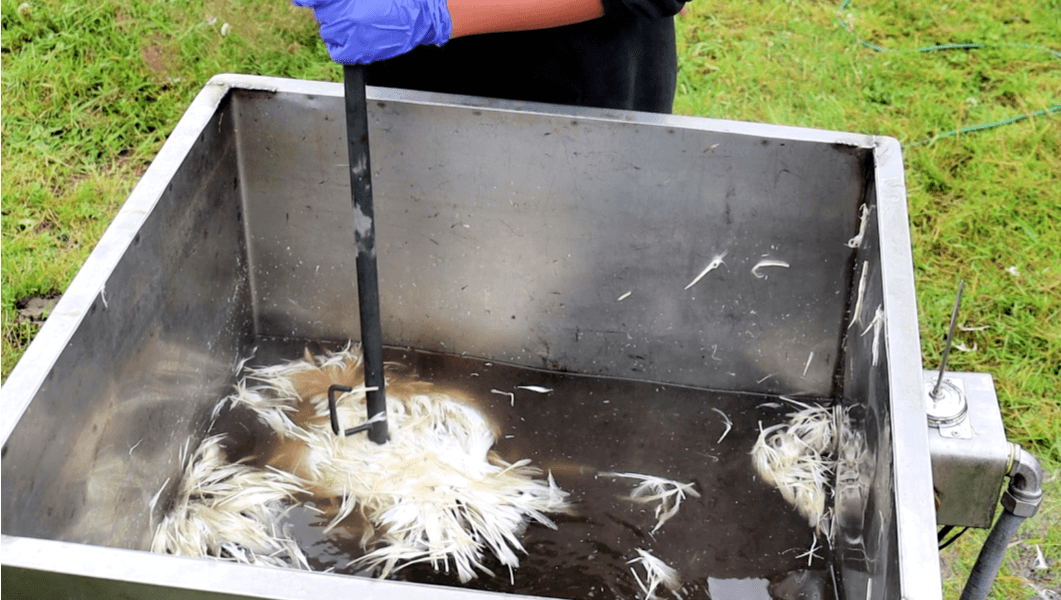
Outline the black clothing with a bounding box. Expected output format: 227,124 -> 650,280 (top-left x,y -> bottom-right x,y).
365,0 -> 688,114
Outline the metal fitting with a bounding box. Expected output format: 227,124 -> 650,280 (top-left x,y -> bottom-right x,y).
1000,443 -> 1043,518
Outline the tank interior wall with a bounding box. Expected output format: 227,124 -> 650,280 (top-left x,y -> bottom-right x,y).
233,88 -> 870,398
834,182 -> 901,600
0,93 -> 255,550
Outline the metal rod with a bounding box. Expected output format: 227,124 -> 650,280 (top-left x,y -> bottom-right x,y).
327,385 -> 353,435
931,279 -> 965,398
328,384 -> 381,437
343,64 -> 388,444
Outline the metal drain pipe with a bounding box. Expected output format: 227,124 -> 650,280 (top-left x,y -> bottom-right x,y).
959,443 -> 1043,600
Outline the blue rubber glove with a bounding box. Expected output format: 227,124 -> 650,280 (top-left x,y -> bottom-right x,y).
293,0 -> 453,65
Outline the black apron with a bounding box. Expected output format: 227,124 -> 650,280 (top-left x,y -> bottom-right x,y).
365,0 -> 687,114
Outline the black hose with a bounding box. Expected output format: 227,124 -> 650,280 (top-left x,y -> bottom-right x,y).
958,443 -> 1043,600
958,510 -> 1026,600
343,64 -> 388,445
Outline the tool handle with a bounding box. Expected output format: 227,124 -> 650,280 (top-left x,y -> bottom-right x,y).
344,64 -> 388,444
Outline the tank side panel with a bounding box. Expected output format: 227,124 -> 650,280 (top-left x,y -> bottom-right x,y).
0,94 -> 253,550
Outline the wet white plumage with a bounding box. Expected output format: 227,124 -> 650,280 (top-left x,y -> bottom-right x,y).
153,344 -> 571,582
150,434 -> 311,569
750,399 -> 838,532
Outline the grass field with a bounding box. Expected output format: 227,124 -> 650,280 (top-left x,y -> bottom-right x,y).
2,0 -> 1058,597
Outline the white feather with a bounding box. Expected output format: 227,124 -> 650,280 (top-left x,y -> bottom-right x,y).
628,548 -> 681,599
602,472 -> 700,533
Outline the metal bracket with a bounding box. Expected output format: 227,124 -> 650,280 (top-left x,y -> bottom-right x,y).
328,384 -> 380,437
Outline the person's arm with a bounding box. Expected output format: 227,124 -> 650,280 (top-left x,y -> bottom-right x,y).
293,0 -> 610,64
447,0 -> 604,38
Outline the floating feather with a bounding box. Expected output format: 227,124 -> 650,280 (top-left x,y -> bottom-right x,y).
627,548 -> 681,600
601,472 -> 700,534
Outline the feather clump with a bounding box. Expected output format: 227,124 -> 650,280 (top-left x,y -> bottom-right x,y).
750,399 -> 838,532
181,344 -> 570,582
150,434 -> 311,569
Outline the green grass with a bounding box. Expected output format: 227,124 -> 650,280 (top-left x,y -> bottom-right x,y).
675,2 -> 1059,597
2,0 -> 1059,597
1,0 -> 341,375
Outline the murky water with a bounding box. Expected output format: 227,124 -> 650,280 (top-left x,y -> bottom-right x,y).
212,340 -> 832,600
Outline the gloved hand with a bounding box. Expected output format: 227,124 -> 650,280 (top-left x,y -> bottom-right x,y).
293,0 -> 453,65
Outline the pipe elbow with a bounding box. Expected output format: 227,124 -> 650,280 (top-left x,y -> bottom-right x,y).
1002,443 -> 1043,518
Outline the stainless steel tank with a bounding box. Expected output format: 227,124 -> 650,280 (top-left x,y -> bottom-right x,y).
2,74 -> 945,599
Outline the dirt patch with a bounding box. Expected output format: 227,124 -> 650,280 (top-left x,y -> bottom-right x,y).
111,148 -> 152,181
16,292 -> 61,325
139,36 -> 182,85
141,44 -> 169,74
